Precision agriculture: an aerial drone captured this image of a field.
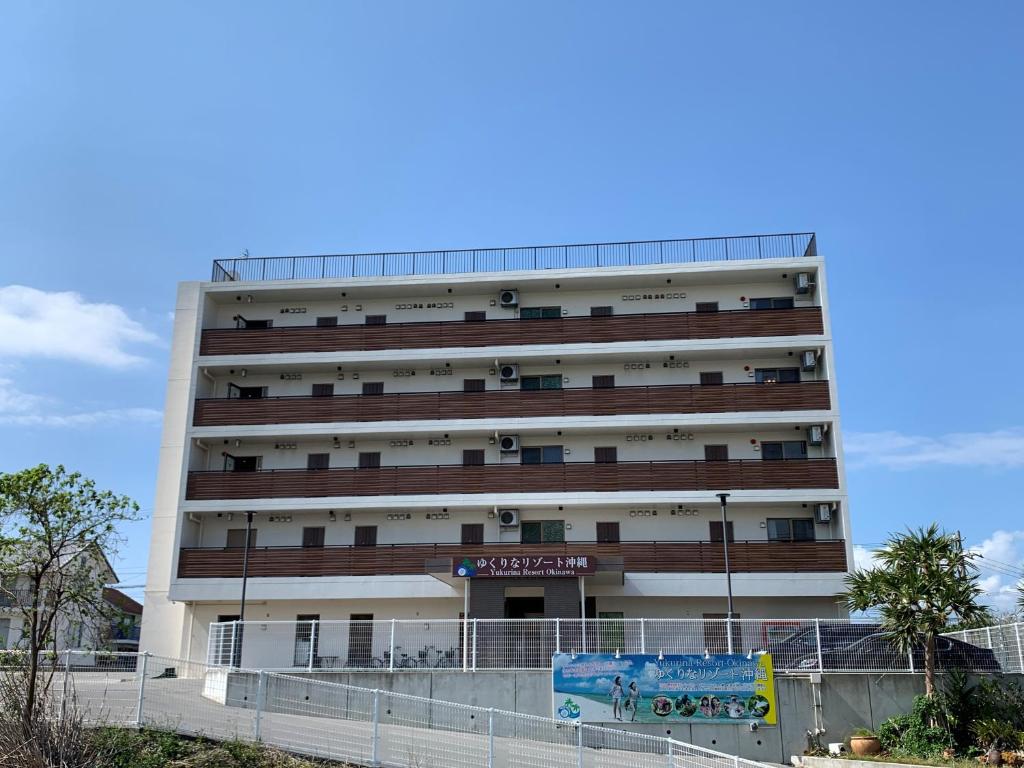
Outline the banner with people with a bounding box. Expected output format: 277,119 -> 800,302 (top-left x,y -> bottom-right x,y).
552,652 -> 776,725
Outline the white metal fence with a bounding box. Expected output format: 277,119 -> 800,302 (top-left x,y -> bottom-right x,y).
943,622 -> 1024,673
208,617 -> 1004,674
37,650 -> 774,768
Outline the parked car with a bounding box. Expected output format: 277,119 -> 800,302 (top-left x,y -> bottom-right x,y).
791,631 -> 1000,672
770,623 -> 880,669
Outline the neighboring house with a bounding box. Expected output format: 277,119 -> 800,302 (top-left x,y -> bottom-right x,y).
102,587 -> 143,652
141,232 -> 853,665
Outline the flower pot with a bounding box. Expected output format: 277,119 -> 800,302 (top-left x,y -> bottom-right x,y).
850,737 -> 881,756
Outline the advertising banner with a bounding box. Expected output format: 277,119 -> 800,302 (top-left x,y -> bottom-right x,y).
552,653 -> 776,725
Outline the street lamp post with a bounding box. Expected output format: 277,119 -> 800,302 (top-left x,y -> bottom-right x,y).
716,493 -> 735,653
234,510 -> 255,667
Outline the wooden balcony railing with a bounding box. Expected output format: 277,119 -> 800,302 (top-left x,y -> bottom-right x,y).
185,458 -> 839,500
198,307 -> 824,356
177,539 -> 848,578
193,380 -> 831,427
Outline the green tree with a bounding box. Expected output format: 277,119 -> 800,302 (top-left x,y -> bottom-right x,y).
843,524 -> 986,697
0,464 -> 139,728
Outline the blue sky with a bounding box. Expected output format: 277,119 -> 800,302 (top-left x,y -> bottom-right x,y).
1,2 -> 1022,608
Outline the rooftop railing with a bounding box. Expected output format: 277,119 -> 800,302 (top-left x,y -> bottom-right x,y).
211,232 -> 817,282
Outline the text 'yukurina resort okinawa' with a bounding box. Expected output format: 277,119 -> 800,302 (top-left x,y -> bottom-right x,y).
139,232 -> 853,671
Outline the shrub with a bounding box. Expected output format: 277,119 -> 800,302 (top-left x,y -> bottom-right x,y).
877,695 -> 952,758
970,718 -> 1022,751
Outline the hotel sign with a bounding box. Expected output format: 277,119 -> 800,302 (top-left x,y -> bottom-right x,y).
453,555 -> 597,578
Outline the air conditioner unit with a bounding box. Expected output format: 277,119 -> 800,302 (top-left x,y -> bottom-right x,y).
499,363 -> 519,382
800,350 -> 818,371
498,434 -> 520,453
499,289 -> 519,308
498,508 -> 520,527
794,272 -> 816,295
807,424 -> 825,446
815,503 -> 833,524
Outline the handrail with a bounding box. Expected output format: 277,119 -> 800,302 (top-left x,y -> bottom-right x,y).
180,538 -> 843,552
211,232 -> 817,282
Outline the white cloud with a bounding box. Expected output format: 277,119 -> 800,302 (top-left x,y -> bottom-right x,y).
969,530 -> 1024,615
0,378 -> 161,428
844,429 -> 1024,470
0,285 -> 160,368
852,544 -> 879,572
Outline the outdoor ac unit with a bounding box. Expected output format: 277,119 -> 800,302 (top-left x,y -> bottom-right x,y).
807,424 -> 825,445
815,503 -> 833,524
794,272 -> 816,295
498,508 -> 520,527
499,289 -> 519,308
498,434 -> 520,453
800,350 -> 818,371
499,363 -> 520,382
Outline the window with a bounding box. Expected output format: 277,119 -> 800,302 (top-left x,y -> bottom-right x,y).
224,455 -> 260,472
464,311 -> 487,322
520,374 -> 562,391
521,445 -> 564,465
592,375 -> 615,389
226,529 -> 257,548
755,368 -> 800,384
302,527 -> 326,548
521,520 -> 565,544
227,384 -> 267,400
699,371 -> 724,386
596,522 -> 620,543
590,306 -> 613,317
749,297 -> 794,310
695,302 -> 719,313
311,383 -> 334,397
365,314 -> 387,325
361,382 -> 384,396
235,316 -> 272,329
594,446 -> 618,464
760,441 -> 807,460
358,452 -> 381,469
316,316 -> 338,327
462,449 -> 485,466
704,445 -> 729,461
520,306 -> 561,320
461,523 -> 484,545
767,518 -> 815,542
463,379 -> 486,393
307,453 -> 330,470
709,521 -> 735,543
354,526 -> 378,547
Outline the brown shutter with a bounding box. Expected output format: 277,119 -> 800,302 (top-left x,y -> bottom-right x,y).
594,446 -> 618,464
704,445 -> 729,461
699,371 -> 724,385
358,452 -> 381,469
354,526 -> 377,547
462,449 -> 485,466
463,379 -> 486,392
302,527 -> 326,548
592,375 -> 615,389
596,522 -> 620,543
226,528 -> 257,548
461,523 -> 484,545
361,382 -> 384,396
709,521 -> 734,543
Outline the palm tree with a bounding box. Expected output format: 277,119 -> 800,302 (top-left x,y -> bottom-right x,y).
843,524 -> 986,696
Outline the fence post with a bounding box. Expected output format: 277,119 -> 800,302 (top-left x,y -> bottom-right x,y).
253,670 -> 267,741
814,619 -> 824,672
59,650 -> 71,724
389,619 -> 397,672
907,647 -> 915,673
1015,624 -> 1024,674
371,689 -> 381,767
308,620 -> 318,672
726,617 -> 734,655
135,652 -> 150,727
232,620 -> 240,668
733,755 -> 740,768
640,618 -> 646,654
667,740 -> 674,768
555,618 -> 561,654
487,708 -> 495,768
577,723 -> 584,768
472,619 -> 478,671
462,615 -> 469,671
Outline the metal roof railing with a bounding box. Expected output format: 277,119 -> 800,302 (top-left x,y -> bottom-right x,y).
211,232 -> 817,282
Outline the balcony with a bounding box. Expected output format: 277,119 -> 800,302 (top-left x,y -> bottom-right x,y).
185,458 -> 839,500
177,539 -> 848,578
211,233 -> 818,282
193,380 -> 832,427
198,307 -> 825,356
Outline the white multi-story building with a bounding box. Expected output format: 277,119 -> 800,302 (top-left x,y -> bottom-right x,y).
140,233 -> 852,665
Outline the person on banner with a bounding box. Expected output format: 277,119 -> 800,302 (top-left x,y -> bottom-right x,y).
626,680 -> 642,722
609,676 -> 624,721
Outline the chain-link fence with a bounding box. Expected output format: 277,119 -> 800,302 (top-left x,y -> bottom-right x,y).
943,622 -> 1024,673
37,650 -> 774,768
208,617 -> 1004,674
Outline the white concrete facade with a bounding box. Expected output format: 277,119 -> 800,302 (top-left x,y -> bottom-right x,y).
141,239 -> 853,662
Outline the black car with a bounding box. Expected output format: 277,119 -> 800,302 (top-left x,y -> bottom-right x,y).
770,623 -> 881,669
790,631 -> 1001,672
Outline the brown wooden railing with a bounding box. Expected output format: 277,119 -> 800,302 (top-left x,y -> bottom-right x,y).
185,458 -> 839,500
193,380 -> 831,427
177,539 -> 848,578
198,307 -> 824,356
